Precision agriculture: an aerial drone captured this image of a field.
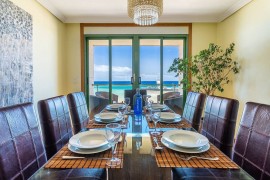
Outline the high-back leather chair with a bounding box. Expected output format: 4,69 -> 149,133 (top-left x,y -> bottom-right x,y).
0,103 -> 47,179
233,102 -> 270,180
124,89 -> 147,109
157,91 -> 181,103
95,91 -> 119,103
89,95 -> 109,116
38,95 -> 73,159
202,95 -> 239,157
67,92 -> 89,134
182,91 -> 206,131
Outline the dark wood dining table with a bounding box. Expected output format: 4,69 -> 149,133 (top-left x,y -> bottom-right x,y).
29,108 -> 253,180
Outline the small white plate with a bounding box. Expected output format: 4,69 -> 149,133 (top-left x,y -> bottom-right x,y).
68,143 -> 111,154
69,130 -> 108,149
162,130 -> 209,148
161,137 -> 210,153
106,104 -> 124,110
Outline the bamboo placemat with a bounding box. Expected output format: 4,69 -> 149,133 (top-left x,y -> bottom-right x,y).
146,118 -> 191,129
149,132 -> 239,169
87,115 -> 129,129
45,133 -> 126,169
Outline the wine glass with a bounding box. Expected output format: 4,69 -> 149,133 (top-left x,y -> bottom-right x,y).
118,105 -> 126,124
105,123 -> 122,167
124,97 -> 130,113
143,95 -> 151,108
150,109 -> 161,135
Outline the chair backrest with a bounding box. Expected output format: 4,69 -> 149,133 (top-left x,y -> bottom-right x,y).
233,102 -> 270,180
67,92 -> 89,134
157,91 -> 181,102
95,91 -> 118,103
38,95 -> 73,159
0,103 -> 47,179
89,95 -> 109,117
164,96 -> 183,115
182,91 -> 206,131
202,95 -> 239,158
124,89 -> 147,109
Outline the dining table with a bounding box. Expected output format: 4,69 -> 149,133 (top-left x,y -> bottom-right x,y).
29,105 -> 253,180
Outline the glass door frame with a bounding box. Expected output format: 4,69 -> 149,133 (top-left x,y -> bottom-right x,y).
84,34 -> 189,107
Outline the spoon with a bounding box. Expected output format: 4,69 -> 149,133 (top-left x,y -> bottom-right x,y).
153,137 -> 163,150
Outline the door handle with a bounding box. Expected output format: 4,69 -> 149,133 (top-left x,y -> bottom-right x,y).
131,73 -> 136,84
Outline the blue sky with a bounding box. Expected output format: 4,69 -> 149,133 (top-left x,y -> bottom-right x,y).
94,45 -> 179,81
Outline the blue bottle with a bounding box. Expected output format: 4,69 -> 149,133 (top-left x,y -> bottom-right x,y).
133,88 -> 142,115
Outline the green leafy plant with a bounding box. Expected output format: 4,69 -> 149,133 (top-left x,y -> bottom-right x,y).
168,43 -> 240,95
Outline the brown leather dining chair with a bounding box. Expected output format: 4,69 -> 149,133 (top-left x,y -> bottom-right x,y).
201,95 -> 239,158
233,102 -> 270,180
38,95 -> 73,159
0,103 -> 47,179
67,91 -> 90,134
95,91 -> 119,103
182,91 -> 206,131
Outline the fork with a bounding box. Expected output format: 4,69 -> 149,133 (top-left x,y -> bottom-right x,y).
175,153 -> 219,161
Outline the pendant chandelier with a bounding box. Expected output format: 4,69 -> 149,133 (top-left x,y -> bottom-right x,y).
128,0 -> 163,26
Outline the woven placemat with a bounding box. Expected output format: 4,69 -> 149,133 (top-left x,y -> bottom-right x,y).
146,117 -> 191,129
150,132 -> 239,169
87,115 -> 129,129
44,133 -> 126,169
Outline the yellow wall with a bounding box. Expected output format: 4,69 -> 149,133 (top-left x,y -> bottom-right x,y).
192,23 -> 217,55
216,0 -> 270,132
10,0 -> 67,106
66,24 -> 81,93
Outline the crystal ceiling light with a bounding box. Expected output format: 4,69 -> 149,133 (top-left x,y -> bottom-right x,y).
128,0 -> 163,26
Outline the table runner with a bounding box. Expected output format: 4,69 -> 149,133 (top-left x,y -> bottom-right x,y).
45,133 -> 126,169
146,118 -> 191,129
149,132 -> 239,169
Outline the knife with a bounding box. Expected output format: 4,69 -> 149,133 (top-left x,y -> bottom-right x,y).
62,156 -> 110,160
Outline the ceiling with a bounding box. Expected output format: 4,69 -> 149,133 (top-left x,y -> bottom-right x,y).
36,0 -> 252,23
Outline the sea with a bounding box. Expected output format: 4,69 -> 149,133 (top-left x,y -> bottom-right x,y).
93,81 -> 179,101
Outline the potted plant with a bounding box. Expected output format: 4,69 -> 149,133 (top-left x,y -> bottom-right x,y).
168,43 -> 240,95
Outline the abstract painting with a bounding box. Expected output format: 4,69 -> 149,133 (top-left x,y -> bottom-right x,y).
0,0 -> 33,107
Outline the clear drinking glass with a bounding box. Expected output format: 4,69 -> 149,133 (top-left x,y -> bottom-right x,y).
151,109 -> 161,135
118,105 -> 126,124
105,123 -> 122,167
124,97 -> 130,113
143,95 -> 151,108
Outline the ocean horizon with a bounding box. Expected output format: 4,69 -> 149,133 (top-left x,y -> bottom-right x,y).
93,81 -> 180,102
94,80 -> 178,85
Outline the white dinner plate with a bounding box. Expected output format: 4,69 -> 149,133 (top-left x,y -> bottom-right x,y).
94,113 -> 122,123
94,117 -> 122,123
106,104 -> 124,110
68,143 -> 111,154
159,118 -> 182,124
151,104 -> 167,110
161,137 -> 210,153
69,130 -> 108,149
162,130 -> 209,148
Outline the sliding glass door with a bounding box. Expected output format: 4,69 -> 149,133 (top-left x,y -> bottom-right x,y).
85,35 -> 188,105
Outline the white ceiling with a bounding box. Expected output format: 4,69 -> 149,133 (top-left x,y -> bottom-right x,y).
36,0 -> 252,23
